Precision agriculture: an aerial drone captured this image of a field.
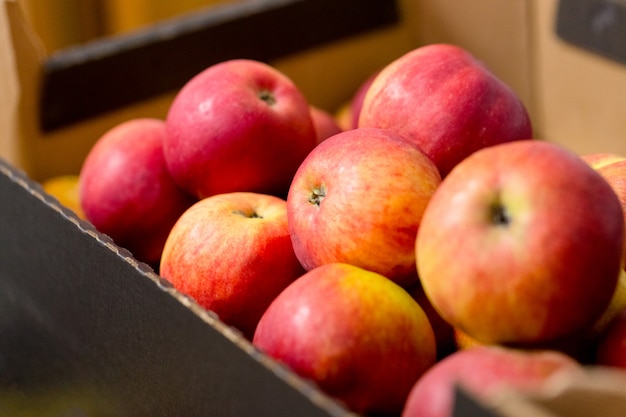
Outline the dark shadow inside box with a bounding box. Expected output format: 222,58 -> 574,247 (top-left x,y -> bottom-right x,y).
39,0 -> 400,133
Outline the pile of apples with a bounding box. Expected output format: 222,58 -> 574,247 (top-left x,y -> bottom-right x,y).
75,43 -> 626,416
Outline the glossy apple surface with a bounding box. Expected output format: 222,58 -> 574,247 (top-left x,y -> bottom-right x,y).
359,43 -> 532,177
401,345 -> 581,417
160,192 -> 304,339
287,127 -> 441,287
79,118 -> 195,266
417,140 -> 625,345
253,262 -> 437,415
164,59 -> 317,199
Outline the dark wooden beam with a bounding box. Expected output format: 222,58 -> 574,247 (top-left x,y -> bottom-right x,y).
39,0 -> 400,132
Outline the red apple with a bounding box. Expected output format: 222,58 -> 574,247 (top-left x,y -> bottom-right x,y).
596,306 -> 626,368
401,345 -> 581,417
78,118 -> 196,266
349,70 -> 379,130
159,192 -> 305,339
359,43 -> 533,177
581,153 -> 626,269
309,105 -> 343,144
416,140 -> 625,345
253,262 -> 437,415
287,127 -> 441,287
163,59 -> 317,199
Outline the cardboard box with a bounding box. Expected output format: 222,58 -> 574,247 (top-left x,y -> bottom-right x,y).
2,0 -> 626,416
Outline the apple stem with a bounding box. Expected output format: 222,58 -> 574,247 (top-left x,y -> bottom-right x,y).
490,202 -> 511,227
258,89 -> 276,106
308,184 -> 327,207
232,209 -> 262,219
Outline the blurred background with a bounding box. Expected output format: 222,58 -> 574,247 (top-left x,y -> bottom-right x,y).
19,0 -> 236,53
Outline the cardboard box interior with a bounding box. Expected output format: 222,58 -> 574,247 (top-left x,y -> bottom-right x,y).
2,0 -> 626,416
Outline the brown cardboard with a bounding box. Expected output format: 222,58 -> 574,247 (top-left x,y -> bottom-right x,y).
532,0 -> 626,156
0,0 -> 414,182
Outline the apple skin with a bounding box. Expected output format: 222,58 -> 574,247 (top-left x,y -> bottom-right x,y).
159,192 -> 305,339
253,262 -> 437,415
348,70 -> 379,130
309,105 -> 343,144
596,306 -> 626,368
401,345 -> 581,417
164,59 -> 317,200
287,127 -> 442,287
79,118 -> 196,266
580,153 -> 626,269
359,43 -> 533,177
416,140 -> 625,345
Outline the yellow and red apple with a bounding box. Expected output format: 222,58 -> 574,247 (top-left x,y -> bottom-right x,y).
159,192 -> 305,339
79,118 -> 196,266
401,345 -> 581,417
417,140 -> 625,346
359,43 -> 533,177
287,127 -> 441,287
163,59 -> 317,199
253,262 -> 437,415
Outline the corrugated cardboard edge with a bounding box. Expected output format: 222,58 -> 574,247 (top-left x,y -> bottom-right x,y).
0,157 -> 359,417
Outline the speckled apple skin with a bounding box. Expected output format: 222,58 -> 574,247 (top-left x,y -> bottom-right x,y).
287,127 -> 441,288
253,263 -> 437,415
164,59 -> 317,200
359,43 -> 532,177
417,140 -> 625,345
160,192 -> 305,339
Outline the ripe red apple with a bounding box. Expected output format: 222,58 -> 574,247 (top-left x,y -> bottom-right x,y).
416,140 -> 625,345
79,118 -> 196,266
309,105 -> 343,144
359,43 -> 533,177
159,192 -> 305,339
596,306 -> 626,368
253,262 -> 437,415
287,127 -> 442,287
401,345 -> 581,417
580,153 -> 626,269
164,59 -> 317,199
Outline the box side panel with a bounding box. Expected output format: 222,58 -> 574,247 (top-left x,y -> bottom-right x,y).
0,159 -> 352,417
532,0 -> 626,155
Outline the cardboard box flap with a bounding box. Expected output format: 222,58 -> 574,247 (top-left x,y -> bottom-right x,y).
0,157 -> 356,416
485,367 -> 626,417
